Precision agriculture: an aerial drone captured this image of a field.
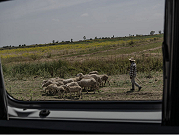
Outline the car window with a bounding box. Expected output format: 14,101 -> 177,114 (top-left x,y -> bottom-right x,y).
0,0 -> 165,101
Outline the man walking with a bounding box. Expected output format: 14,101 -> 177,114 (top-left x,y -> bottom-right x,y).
129,57 -> 142,91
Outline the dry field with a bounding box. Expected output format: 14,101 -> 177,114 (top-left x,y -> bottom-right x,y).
5,72 -> 163,101
3,35 -> 163,101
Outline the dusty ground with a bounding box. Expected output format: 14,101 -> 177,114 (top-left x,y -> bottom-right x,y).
5,72 -> 163,101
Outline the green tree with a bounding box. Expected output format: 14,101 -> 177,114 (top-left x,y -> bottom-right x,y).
83,36 -> 86,40
150,31 -> 155,35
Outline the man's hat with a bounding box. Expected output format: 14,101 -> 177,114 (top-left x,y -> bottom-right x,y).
129,57 -> 135,62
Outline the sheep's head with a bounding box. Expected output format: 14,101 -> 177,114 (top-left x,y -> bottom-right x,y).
77,81 -> 81,85
63,85 -> 69,92
76,73 -> 83,77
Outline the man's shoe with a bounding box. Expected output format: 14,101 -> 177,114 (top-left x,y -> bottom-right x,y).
130,89 -> 135,91
138,86 -> 142,91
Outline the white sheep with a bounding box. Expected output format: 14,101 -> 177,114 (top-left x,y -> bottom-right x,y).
63,78 -> 74,85
69,77 -> 81,82
66,85 -> 82,99
98,74 -> 110,86
66,82 -> 79,87
77,73 -> 102,87
56,81 -> 64,86
44,83 -> 67,97
89,71 -> 99,75
42,77 -> 63,88
42,80 -> 48,85
42,80 -> 53,88
54,77 -> 64,82
89,74 -> 102,86
45,83 -> 58,95
65,82 -> 80,96
56,85 -> 67,98
77,78 -> 98,93
48,77 -> 60,82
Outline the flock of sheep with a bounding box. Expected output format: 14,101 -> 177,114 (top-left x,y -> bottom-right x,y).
42,71 -> 110,99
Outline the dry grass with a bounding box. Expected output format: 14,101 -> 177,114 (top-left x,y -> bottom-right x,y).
5,71 -> 163,101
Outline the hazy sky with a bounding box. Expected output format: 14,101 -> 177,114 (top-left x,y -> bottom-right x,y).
0,0 -> 165,47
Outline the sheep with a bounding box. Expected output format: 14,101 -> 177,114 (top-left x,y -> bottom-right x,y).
98,74 -> 110,86
66,85 -> 82,99
63,78 -> 74,85
45,84 -> 58,95
77,78 -> 99,93
56,85 -> 67,98
56,81 -> 64,86
54,77 -> 64,82
89,74 -> 102,86
65,82 -> 80,96
69,77 -> 81,82
42,80 -> 48,85
42,77 -> 63,87
77,73 -> 102,87
42,80 -> 53,88
66,82 -> 79,87
44,83 -> 68,97
89,71 -> 99,75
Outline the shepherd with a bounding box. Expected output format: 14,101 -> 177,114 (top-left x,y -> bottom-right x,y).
129,57 -> 142,91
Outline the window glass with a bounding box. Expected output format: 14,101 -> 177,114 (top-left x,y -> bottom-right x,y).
0,0 -> 164,101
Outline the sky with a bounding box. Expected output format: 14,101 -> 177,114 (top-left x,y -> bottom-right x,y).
0,0 -> 165,47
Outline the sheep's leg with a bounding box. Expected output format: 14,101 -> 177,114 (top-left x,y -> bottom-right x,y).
55,90 -> 57,95
51,89 -> 55,95
93,85 -> 96,94
85,87 -> 88,94
93,88 -> 96,94
78,91 -> 80,99
59,92 -> 62,99
98,86 -> 100,93
80,90 -> 82,99
103,80 -> 106,86
107,80 -> 110,86
85,87 -> 88,93
44,87 -> 47,93
64,91 -> 67,98
54,90 -> 57,95
96,85 -> 99,93
49,89 -> 52,95
62,91 -> 65,99
60,93 -> 62,99
46,90 -> 49,94
48,90 -> 51,95
79,90 -> 82,99
70,91 -> 72,99
80,90 -> 82,98
100,82 -> 103,87
102,81 -> 105,87
60,91 -> 64,99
